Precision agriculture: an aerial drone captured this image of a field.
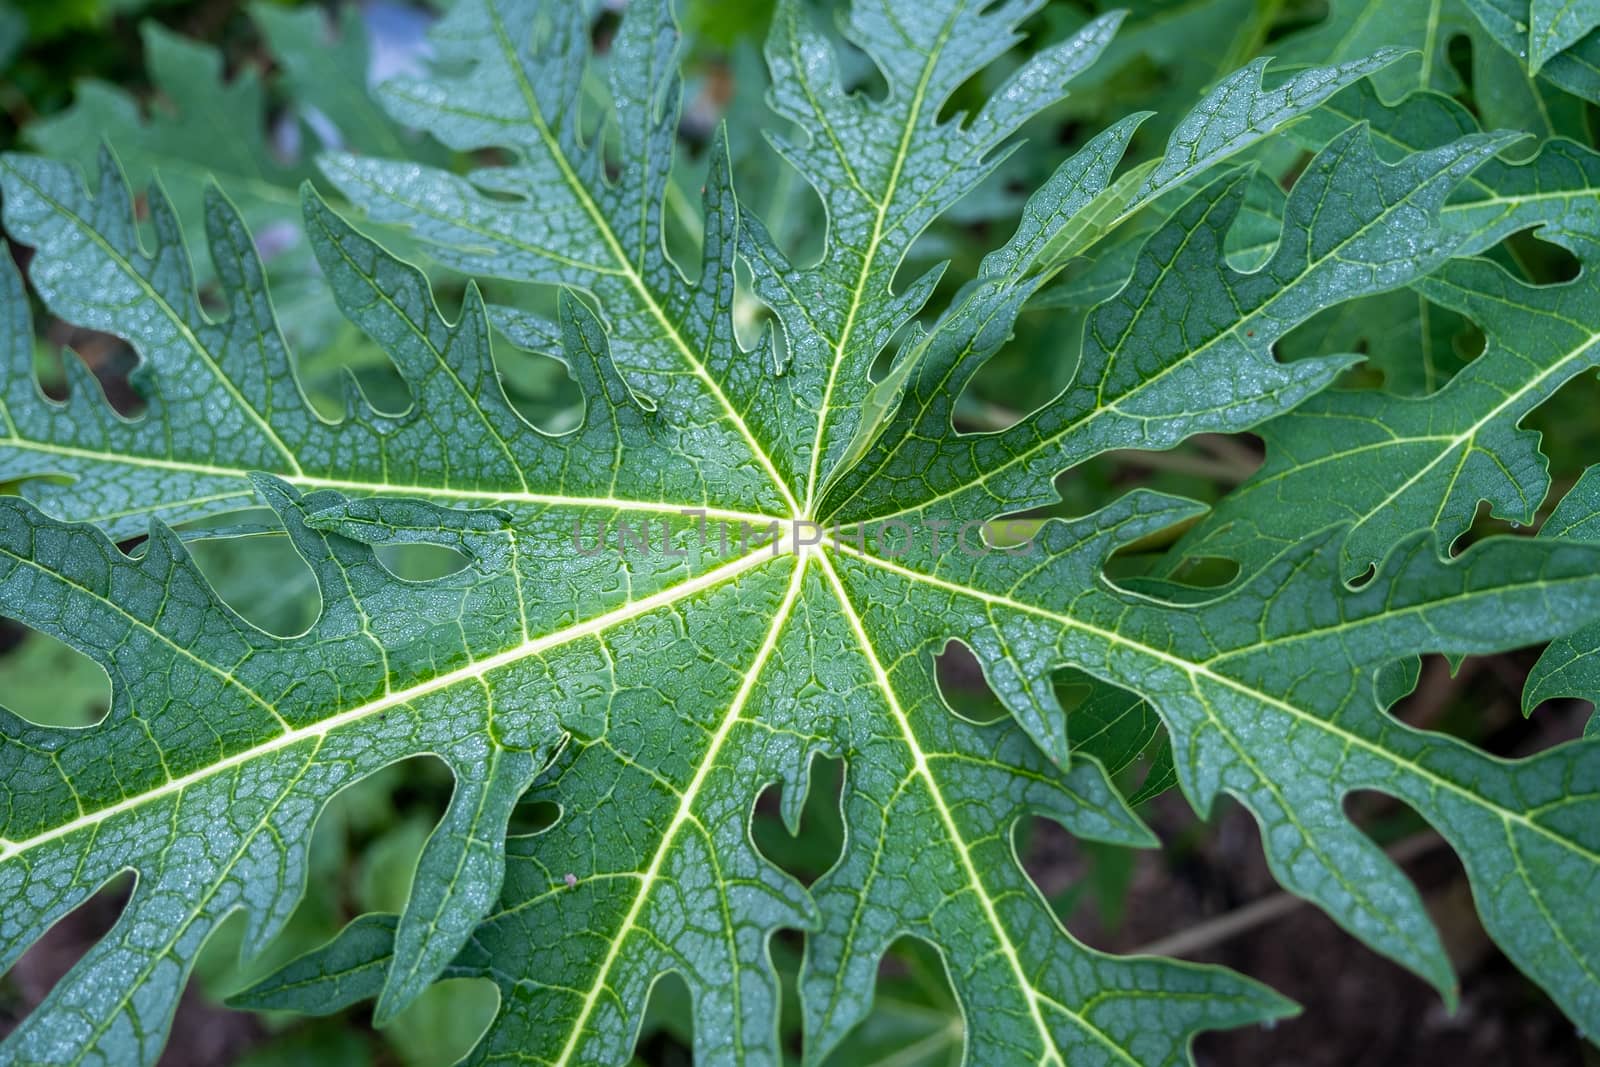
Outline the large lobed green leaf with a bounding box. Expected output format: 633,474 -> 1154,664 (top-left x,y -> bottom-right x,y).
2,1 -> 1600,1064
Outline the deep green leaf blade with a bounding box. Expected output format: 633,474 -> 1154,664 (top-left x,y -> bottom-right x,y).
1526,467 -> 1600,715
825,127 -> 1513,538
319,0 -> 799,512
1173,231 -> 1600,576
825,493 -> 1600,1030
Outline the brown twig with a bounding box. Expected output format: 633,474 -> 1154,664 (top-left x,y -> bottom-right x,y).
1128,831 -> 1447,958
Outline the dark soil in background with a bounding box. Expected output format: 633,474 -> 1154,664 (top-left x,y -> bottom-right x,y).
1042,665 -> 1600,1067
1048,795 -> 1593,1067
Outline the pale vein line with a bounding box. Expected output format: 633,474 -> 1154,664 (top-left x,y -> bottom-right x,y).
0,543 -> 286,728
483,3 -> 800,519
1,165 -> 305,476
1344,328 -> 1600,541
551,555 -> 806,1066
817,551 -> 1131,1067
845,141 -> 1504,529
308,209 -> 531,495
0,548 -> 775,863
802,6 -> 959,513
1418,0 -> 1443,85
828,540 -> 1600,868
0,437 -> 781,525
68,741 -> 319,1061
